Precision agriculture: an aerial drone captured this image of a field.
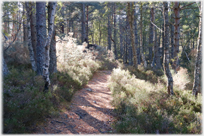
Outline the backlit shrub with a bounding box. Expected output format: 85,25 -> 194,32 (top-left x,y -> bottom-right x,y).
108,68 -> 201,134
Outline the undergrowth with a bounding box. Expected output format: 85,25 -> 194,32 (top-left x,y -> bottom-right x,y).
108,67 -> 201,134
3,33 -> 116,133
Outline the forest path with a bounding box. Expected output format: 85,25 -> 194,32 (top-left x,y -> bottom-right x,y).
34,70 -> 115,134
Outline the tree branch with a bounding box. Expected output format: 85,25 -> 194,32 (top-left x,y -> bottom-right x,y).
4,21 -> 22,52
150,20 -> 163,32
180,2 -> 196,10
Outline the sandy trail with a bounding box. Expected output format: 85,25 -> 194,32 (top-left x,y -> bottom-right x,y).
34,70 -> 115,134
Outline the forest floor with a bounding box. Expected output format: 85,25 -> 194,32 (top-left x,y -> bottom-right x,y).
34,70 -> 116,134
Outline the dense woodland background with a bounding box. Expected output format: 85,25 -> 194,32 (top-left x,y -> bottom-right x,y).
2,1 -> 202,134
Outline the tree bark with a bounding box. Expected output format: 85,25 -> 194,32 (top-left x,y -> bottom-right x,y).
173,2 -> 180,72
49,25 -> 57,75
36,2 -> 46,75
140,3 -> 147,68
134,5 -> 139,65
43,2 -> 57,91
126,12 -> 131,65
163,2 -> 174,95
155,29 -> 161,69
48,4 -> 57,75
30,2 -> 37,64
86,5 -> 89,42
81,3 -> 86,43
23,3 -> 28,42
170,15 -> 174,61
192,2 -> 202,97
107,3 -> 111,50
127,2 -> 137,68
113,3 -> 118,60
119,11 -> 123,59
149,7 -> 154,63
25,2 -> 37,71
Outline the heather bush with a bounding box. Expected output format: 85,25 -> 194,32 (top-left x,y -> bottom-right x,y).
108,68 -> 201,134
3,68 -> 53,133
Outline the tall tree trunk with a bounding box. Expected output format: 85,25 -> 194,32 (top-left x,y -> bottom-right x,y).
113,3 -> 118,60
119,12 -> 123,59
134,8 -> 140,65
81,3 -> 86,43
107,3 -> 111,50
23,3 -> 28,42
25,2 -> 37,71
43,2 -> 57,91
86,5 -> 89,42
140,3 -> 147,68
163,2 -> 174,95
126,13 -> 131,65
134,7 -> 139,65
124,34 -> 128,64
127,2 -> 137,68
170,14 -> 174,61
149,7 -> 154,63
49,25 -> 57,74
48,4 -> 57,75
155,29 -> 161,69
173,2 -> 180,72
36,2 -> 46,75
192,2 -> 202,97
30,2 -> 37,64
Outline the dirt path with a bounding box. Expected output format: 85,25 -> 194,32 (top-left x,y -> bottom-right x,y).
34,70 -> 115,134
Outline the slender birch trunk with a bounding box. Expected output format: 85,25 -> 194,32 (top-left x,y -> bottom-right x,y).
25,2 -> 37,71
36,2 -> 46,75
192,2 -> 202,97
48,4 -> 57,75
163,2 -> 174,95
43,2 -> 57,91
